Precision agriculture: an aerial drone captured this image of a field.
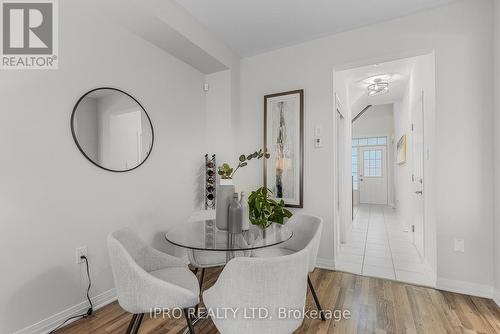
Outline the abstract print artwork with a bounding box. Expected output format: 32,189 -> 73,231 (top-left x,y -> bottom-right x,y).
264,90 -> 303,207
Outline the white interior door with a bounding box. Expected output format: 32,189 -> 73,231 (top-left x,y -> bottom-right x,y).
359,146 -> 388,205
412,91 -> 425,257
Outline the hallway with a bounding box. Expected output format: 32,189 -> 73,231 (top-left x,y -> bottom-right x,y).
336,204 -> 434,286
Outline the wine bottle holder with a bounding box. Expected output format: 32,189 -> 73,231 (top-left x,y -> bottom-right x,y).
205,154 -> 216,209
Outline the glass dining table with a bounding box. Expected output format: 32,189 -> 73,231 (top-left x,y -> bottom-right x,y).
165,219 -> 293,262
164,219 -> 293,333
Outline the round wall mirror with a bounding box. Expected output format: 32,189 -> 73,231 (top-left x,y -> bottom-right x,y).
71,87 -> 154,172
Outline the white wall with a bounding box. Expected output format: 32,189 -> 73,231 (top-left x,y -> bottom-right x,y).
393,92 -> 412,227
391,53 -> 436,270
494,0 -> 500,304
237,0 -> 494,290
353,104 -> 394,137
0,2 -> 207,333
204,70 -> 235,172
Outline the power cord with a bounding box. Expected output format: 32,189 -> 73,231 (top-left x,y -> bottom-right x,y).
48,255 -> 93,333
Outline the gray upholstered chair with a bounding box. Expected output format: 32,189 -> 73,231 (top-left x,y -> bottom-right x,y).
252,213 -> 325,320
203,248 -> 309,334
108,228 -> 199,334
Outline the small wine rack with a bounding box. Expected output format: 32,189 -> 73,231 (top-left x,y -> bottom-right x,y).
205,154 -> 216,209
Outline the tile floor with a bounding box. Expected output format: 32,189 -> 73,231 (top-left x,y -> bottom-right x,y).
336,204 -> 435,286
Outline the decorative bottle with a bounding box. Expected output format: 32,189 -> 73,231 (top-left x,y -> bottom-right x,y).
240,192 -> 250,231
216,179 -> 235,230
228,193 -> 243,234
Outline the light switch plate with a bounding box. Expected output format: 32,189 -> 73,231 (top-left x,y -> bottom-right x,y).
454,238 -> 465,252
314,126 -> 322,137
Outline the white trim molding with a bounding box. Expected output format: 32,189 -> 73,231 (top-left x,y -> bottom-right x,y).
494,289 -> 500,307
436,277 -> 493,299
316,257 -> 335,271
13,288 -> 117,334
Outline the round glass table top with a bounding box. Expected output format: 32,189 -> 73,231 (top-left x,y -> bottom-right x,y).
165,220 -> 293,251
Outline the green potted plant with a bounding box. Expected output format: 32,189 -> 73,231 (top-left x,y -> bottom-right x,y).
217,149 -> 270,184
248,187 -> 293,229
216,149 -> 270,230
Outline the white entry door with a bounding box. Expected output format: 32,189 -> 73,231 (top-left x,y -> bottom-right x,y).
359,146 -> 388,205
412,91 -> 425,257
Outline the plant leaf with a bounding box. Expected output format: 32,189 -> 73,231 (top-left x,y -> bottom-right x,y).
239,155 -> 246,162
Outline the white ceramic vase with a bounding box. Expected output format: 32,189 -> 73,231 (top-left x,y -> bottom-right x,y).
216,179 -> 235,230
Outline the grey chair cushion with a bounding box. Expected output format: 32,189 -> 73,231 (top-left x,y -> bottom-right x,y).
149,267 -> 200,295
252,247 -> 294,258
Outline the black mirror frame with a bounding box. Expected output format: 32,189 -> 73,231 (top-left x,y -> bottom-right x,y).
70,87 -> 155,173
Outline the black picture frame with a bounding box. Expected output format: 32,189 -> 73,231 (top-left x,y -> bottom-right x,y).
264,89 -> 304,208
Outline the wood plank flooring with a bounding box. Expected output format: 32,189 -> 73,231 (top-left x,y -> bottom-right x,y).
54,268 -> 500,334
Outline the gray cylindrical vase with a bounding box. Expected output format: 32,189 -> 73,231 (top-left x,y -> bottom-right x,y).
216,179 -> 235,230
228,193 -> 243,234
239,192 -> 250,231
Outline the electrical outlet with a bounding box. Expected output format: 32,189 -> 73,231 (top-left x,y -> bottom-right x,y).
454,238 -> 465,253
76,246 -> 88,264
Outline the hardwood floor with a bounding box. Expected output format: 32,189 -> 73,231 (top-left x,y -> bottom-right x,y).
55,268 -> 500,334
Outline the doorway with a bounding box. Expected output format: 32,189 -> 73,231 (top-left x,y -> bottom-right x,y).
333,53 -> 436,287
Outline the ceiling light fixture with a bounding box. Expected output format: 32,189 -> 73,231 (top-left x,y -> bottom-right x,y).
367,78 -> 389,96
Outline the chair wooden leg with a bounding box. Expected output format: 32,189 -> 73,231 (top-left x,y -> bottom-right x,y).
199,268 -> 205,291
307,275 -> 326,321
125,314 -> 138,334
183,308 -> 196,334
194,268 -> 205,316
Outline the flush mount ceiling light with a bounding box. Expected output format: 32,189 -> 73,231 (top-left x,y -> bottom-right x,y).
367,78 -> 389,96
362,74 -> 392,84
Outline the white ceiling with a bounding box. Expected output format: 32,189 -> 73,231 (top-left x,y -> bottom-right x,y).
174,0 -> 455,57
338,56 -> 418,119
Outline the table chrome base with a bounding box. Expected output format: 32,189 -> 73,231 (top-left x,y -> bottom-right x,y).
182,311 -> 208,334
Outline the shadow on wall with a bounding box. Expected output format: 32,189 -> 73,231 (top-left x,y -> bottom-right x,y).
2,267 -> 79,333
194,162 -> 205,211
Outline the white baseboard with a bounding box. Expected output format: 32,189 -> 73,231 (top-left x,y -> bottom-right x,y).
316,257 -> 335,270
436,278 -> 493,299
494,289 -> 500,307
13,288 -> 117,334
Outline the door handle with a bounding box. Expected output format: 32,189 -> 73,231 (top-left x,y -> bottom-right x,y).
415,190 -> 423,195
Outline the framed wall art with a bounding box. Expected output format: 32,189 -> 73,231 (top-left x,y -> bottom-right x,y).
264,90 -> 304,208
